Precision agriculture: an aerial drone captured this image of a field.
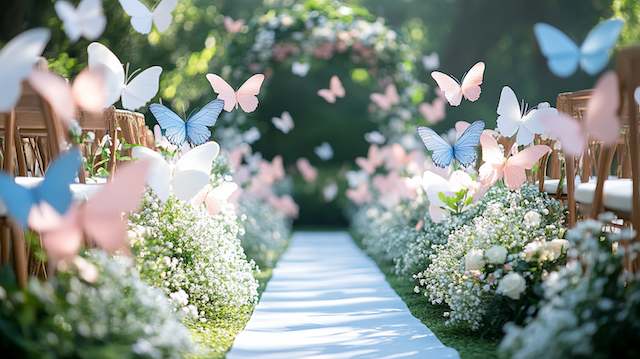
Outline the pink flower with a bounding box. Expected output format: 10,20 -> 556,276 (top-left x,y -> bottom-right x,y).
346,182 -> 372,205
313,42 -> 335,59
268,195 -> 299,218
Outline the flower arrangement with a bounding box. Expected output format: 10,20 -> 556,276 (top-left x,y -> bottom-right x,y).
128,193 -> 259,323
0,251 -> 194,358
415,184 -> 566,330
499,216 -> 640,359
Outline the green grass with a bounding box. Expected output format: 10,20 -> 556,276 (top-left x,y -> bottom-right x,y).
187,268 -> 275,359
351,233 -> 500,359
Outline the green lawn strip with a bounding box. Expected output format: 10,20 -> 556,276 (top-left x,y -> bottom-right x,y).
351,232 -> 499,359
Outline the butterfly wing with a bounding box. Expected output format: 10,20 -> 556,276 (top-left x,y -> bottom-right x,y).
76,0 -> 106,40
121,66 -> 162,110
171,170 -> 210,202
479,133 -> 504,165
504,145 -> 551,189
496,86 -> 523,138
236,74 -> 265,113
460,62 -> 485,102
55,1 -> 82,41
131,146 -> 172,201
330,75 -> 345,98
452,120 -> 485,167
71,68 -> 107,113
87,42 -> 125,107
534,23 -> 580,77
206,74 -> 238,112
417,126 -> 454,168
28,69 -> 76,122
317,89 -> 336,103
0,28 -> 50,112
152,0 -> 177,32
0,174 -> 35,228
118,0 -> 153,34
34,148 -> 82,217
186,99 -> 224,145
175,141 -> 220,174
150,103 -> 186,146
370,92 -> 389,110
83,159 -> 151,252
584,71 -> 620,144
537,108 -> 586,156
430,71 -> 462,106
580,19 -> 624,75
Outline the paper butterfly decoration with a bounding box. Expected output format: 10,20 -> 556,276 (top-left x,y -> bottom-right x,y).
242,127 -> 261,144
496,86 -> 546,146
317,75 -> 345,103
479,135 -> 551,190
28,68 -> 106,123
419,97 -> 446,124
370,84 -> 399,110
152,99 -> 224,146
224,16 -> 245,33
206,73 -> 265,113
537,71 -> 620,156
364,131 -> 385,145
55,0 -> 106,42
0,148 -> 81,228
431,62 -> 485,106
0,28 -> 50,112
417,120 -> 485,168
132,141 -> 220,202
272,111 -> 294,134
30,160 -> 151,262
118,0 -> 177,34
356,145 -> 384,174
88,42 -> 162,111
292,61 -> 310,77
422,52 -> 439,70
191,182 -> 239,216
533,19 -> 624,78
296,158 -> 318,183
315,142 -> 334,161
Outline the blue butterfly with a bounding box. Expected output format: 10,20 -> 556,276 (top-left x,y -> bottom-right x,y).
152,99 -> 225,146
533,19 -> 624,78
417,120 -> 485,168
0,148 -> 81,228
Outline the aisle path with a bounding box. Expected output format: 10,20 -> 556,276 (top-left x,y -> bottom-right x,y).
227,231 -> 459,359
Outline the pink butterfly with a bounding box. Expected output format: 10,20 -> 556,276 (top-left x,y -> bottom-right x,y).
28,68 -> 106,123
224,16 -> 245,33
191,182 -> 239,216
370,84 -> 399,110
317,75 -> 345,103
355,145 -> 384,174
296,158 -> 318,183
206,73 -> 265,112
537,71 -> 620,156
455,120 -> 498,143
29,160 -> 151,263
431,61 -> 485,106
419,97 -> 446,124
267,194 -> 299,218
478,135 -> 551,190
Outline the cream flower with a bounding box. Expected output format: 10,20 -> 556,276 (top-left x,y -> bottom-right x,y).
485,245 -> 508,264
497,272 -> 526,300
465,249 -> 485,271
523,210 -> 542,228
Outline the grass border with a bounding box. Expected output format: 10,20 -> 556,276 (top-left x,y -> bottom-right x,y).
350,231 -> 500,359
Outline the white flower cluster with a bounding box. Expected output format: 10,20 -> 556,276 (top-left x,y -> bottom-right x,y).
0,250 -> 194,358
500,216 -> 640,358
415,185 -> 566,330
238,196 -> 291,268
128,192 -> 259,323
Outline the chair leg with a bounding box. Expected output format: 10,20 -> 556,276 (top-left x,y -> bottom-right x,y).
10,223 -> 28,288
0,218 -> 10,265
566,155 -> 577,227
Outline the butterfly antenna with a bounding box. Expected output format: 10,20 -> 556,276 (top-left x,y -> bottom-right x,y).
127,67 -> 142,83
125,62 -> 129,81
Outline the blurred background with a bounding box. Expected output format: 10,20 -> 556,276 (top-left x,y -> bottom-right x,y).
2,0 -> 638,227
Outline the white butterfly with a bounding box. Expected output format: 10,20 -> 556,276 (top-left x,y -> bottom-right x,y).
55,0 -> 106,42
315,142 -> 334,161
0,28 -> 50,112
87,42 -> 162,111
364,131 -> 385,144
242,127 -> 261,144
422,52 -> 439,70
272,111 -> 294,133
118,0 -> 177,34
496,86 -> 546,146
291,61 -> 310,77
132,141 -> 220,202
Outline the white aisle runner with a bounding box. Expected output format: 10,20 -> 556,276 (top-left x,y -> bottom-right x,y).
227,231 -> 459,359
